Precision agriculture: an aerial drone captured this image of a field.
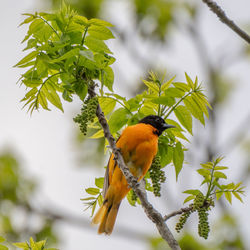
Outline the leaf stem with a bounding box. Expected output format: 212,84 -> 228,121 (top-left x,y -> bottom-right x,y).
75,26 -> 89,72
158,81 -> 162,116
35,72 -> 63,105
81,26 -> 89,46
210,189 -> 243,196
102,96 -> 132,114
164,91 -> 193,119
205,161 -> 216,200
100,70 -> 104,96
37,16 -> 60,39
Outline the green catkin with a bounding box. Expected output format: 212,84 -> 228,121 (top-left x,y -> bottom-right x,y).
149,155 -> 166,197
73,96 -> 98,135
193,192 -> 210,239
175,192 -> 211,239
198,207 -> 209,239
193,192 -> 204,210
175,210 -> 191,233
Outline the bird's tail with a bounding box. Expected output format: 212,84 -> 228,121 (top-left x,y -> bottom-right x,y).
92,189 -> 121,235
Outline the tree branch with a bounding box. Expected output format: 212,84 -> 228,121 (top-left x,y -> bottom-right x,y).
164,206 -> 193,221
202,0 -> 250,44
88,82 -> 181,250
20,202 -> 149,242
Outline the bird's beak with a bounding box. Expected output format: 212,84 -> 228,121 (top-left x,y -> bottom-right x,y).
163,124 -> 176,130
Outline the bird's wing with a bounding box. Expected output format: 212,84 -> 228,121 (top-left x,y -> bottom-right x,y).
102,135 -> 122,197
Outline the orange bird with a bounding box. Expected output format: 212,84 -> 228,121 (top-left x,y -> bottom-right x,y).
92,115 -> 174,234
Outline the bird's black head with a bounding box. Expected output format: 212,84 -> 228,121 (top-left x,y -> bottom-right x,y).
139,115 -> 175,136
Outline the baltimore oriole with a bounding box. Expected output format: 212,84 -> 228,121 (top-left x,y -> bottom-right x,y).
92,115 -> 174,234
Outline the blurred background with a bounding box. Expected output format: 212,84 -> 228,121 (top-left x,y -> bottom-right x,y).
1,0 -> 250,249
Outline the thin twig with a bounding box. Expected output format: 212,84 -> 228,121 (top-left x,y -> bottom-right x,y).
164,206 -> 193,221
19,202 -> 149,242
202,0 -> 250,44
88,82 -> 181,250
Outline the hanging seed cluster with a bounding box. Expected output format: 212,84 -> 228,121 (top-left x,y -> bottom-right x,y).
194,192 -> 210,239
175,192 -> 213,239
175,209 -> 191,233
73,96 -> 98,135
149,155 -> 166,197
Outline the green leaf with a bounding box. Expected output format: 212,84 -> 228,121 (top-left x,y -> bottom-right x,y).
38,90 -> 49,110
91,200 -> 97,217
225,191 -> 232,204
95,177 -> 104,189
85,188 -> 100,195
109,108 -> 130,133
200,162 -> 213,169
102,67 -> 114,91
161,76 -> 175,91
0,237 -> 5,244
183,189 -> 201,195
97,194 -> 104,206
173,142 -> 184,180
19,15 -> 35,26
185,72 -> 194,89
184,96 -> 205,125
165,87 -> 185,98
143,80 -> 159,93
85,36 -> 112,54
197,169 -> 211,178
81,197 -> 96,201
216,191 -> 223,200
62,90 -> 73,102
173,82 -> 190,92
174,105 -> 192,135
139,105 -> 156,116
213,171 -> 227,179
233,182 -> 243,190
183,195 -> 195,204
13,242 -> 29,249
232,192 -> 243,203
21,88 -> 38,101
105,93 -> 126,101
50,48 -> 80,63
29,19 -> 44,35
88,25 -> 115,40
22,78 -> 43,88
98,97 -> 116,115
214,166 -> 228,170
14,51 -> 38,67
193,92 -> 210,117
43,82 -> 64,112
151,96 -> 175,106
0,245 -> 8,250
201,178 -> 210,186
73,15 -> 88,26
79,50 -> 94,61
224,182 -> 235,189
158,139 -> 173,167
172,129 -> 189,142
73,82 -> 88,101
90,129 -> 104,139
89,18 -> 113,27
